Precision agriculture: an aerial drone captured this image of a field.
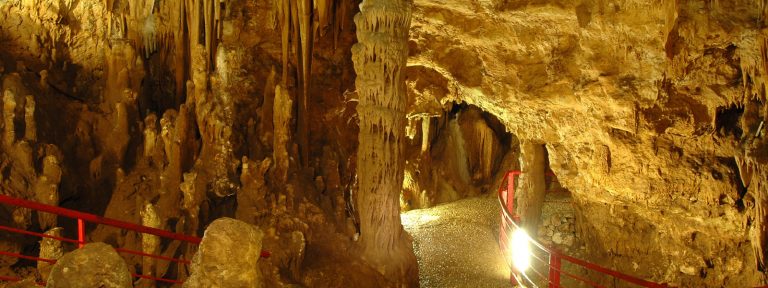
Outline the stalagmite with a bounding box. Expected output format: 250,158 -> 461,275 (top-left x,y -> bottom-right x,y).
140,202 -> 161,280
261,68 -> 277,145
143,114 -> 158,158
421,117 -> 430,154
351,0 -> 418,284
273,84 -> 292,183
518,141 -> 546,236
3,90 -> 16,147
749,168 -> 768,271
110,102 -> 130,165
180,171 -> 201,235
160,114 -> 174,163
236,157 -> 272,223
39,70 -> 48,92
156,107 -> 191,216
35,154 -> 61,230
23,95 -> 35,141
289,230 -> 306,280
37,227 -> 64,280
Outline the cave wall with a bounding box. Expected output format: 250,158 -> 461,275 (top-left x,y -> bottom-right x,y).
1,0 -> 767,286
0,0 -> 404,286
407,0 -> 768,286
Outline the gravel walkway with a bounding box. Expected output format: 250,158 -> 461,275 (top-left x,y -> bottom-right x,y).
401,196 -> 511,288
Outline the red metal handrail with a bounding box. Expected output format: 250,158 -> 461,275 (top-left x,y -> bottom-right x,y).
0,194 -> 201,243
497,170 -> 669,288
0,193 -> 270,285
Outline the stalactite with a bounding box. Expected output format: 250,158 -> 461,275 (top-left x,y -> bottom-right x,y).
204,0 -> 213,70
173,0 -> 187,105
737,157 -> 755,188
297,0 -> 313,167
271,0 -> 349,165
473,120 -> 497,180
316,0 -> 329,37
351,0 -> 418,284
279,0 -> 291,85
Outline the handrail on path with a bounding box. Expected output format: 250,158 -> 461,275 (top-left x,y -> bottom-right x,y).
0,194 -> 270,285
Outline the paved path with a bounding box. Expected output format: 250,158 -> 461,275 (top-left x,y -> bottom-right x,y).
402,196 -> 511,288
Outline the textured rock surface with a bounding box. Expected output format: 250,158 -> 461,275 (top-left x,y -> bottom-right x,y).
352,0 -> 419,285
45,243 -> 132,288
184,218 -> 264,288
36,227 -> 64,281
0,0 -> 767,287
407,0 -> 768,286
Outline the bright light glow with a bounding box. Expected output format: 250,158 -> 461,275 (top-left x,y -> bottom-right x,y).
510,228 -> 532,272
400,213 -> 440,227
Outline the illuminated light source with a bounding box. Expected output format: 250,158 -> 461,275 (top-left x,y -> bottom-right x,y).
510,228 -> 532,272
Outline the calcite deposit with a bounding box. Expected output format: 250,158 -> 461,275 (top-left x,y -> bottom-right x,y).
0,0 -> 767,287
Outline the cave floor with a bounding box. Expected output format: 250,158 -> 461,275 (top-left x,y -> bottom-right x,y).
402,195 -> 511,288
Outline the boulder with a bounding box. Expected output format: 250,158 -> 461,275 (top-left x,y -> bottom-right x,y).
46,242 -> 132,288
184,218 -> 264,288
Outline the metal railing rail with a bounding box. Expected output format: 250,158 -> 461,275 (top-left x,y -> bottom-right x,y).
497,170 -> 669,288
0,194 -> 270,285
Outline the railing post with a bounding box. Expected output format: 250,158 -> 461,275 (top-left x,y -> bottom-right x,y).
77,218 -> 85,248
549,252 -> 561,288
510,270 -> 519,286
507,172 -> 515,212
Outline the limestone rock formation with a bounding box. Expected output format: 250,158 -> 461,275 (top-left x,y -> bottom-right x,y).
140,202 -> 161,281
236,157 -> 273,223
406,0 -> 768,286
2,0 -> 768,287
184,218 -> 265,288
37,227 -> 63,280
273,84 -> 293,183
45,243 -> 132,288
518,141 -> 546,235
34,154 -> 61,230
352,0 -> 420,285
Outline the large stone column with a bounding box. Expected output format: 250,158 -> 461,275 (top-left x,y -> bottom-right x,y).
351,0 -> 418,285
519,141 -> 547,236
